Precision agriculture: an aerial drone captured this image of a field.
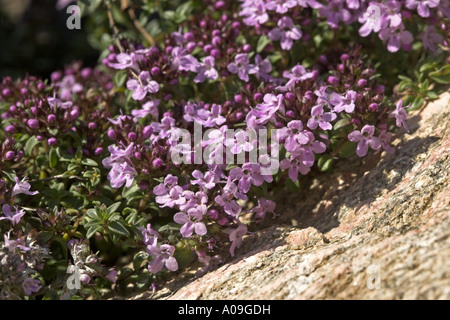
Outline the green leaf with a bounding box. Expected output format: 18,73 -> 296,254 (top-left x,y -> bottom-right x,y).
429,65 -> 450,84
108,221 -> 130,237
256,35 -> 271,53
86,225 -> 101,239
410,96 -> 425,111
114,70 -> 128,87
133,252 -> 148,272
81,158 -> 98,166
158,223 -> 181,232
317,155 -> 334,172
86,208 -> 99,219
24,136 -> 39,157
107,202 -> 121,216
333,118 -> 352,130
49,148 -> 58,168
339,141 -> 357,158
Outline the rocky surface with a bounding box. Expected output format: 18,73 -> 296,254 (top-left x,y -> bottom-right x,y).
131,91 -> 450,300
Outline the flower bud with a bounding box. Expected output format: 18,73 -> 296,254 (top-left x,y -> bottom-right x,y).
48,137 -> 57,146
88,122 -> 97,130
5,151 -> 15,161
357,79 -> 367,87
27,119 -> 39,129
153,158 -> 163,168
5,125 -> 16,134
107,129 -> 116,140
327,76 -> 339,85
94,147 -> 103,156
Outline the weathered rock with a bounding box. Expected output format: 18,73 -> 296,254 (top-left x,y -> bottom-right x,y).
131,91 -> 450,300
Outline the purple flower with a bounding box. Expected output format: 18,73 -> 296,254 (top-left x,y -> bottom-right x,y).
330,90 -> 357,113
56,75 -> 83,100
132,99 -> 160,121
147,243 -> 178,274
250,93 -> 284,125
268,16 -> 302,50
22,278 -> 42,296
307,105 -> 337,130
191,170 -> 219,190
379,25 -> 413,53
252,54 -> 273,81
174,206 -> 207,238
229,224 -> 247,257
141,223 -> 160,246
214,182 -> 246,217
278,120 -> 310,154
390,100 -> 409,132
229,163 -> 271,194
278,65 -> 315,91
227,54 -> 256,82
194,56 -> 219,83
239,0 -> 269,26
251,198 -> 276,221
12,177 -> 39,197
153,174 -> 179,196
319,1 -> 352,29
102,143 -> 134,168
378,130 -> 395,154
171,47 -> 200,72
47,96 -> 73,109
106,52 -> 142,71
266,0 -> 297,13
0,204 -> 26,226
405,0 -> 440,18
126,71 -> 160,101
359,4 -> 384,37
348,125 -> 382,157
421,26 -> 444,52
107,162 -> 137,188
106,269 -> 118,283
297,0 -> 322,9
280,156 -> 310,181
155,185 -> 186,208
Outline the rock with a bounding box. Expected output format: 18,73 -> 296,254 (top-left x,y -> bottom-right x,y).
131,91 -> 450,300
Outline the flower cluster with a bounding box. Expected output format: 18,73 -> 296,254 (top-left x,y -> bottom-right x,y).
0,0 -> 446,299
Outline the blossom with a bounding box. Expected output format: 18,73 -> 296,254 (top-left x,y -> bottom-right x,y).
319,1 -> 352,29
12,177 -> 39,197
379,25 -> 413,53
239,0 -> 269,26
126,71 -> 160,100
191,170 -> 219,190
252,54 -> 273,81
266,0 -> 297,13
390,100 -> 409,132
47,96 -> 73,109
278,65 -> 315,91
22,278 -> 42,296
330,90 -> 357,113
214,182 -> 246,217
141,223 -> 160,246
249,93 -> 284,125
171,47 -> 200,72
0,204 -> 26,226
227,54 -> 256,82
132,99 -> 160,121
268,16 -> 302,50
307,105 -> 337,130
229,163 -> 270,194
155,185 -> 186,208
106,52 -> 142,71
194,56 -> 219,83
107,162 -> 137,188
280,156 -> 311,181
278,120 -> 310,154
359,4 -> 384,37
405,0 -> 440,18
174,206 -> 207,238
421,26 -> 444,52
229,224 -> 247,257
56,75 -> 83,100
251,198 -> 276,221
147,243 -> 178,273
348,125 -> 382,157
